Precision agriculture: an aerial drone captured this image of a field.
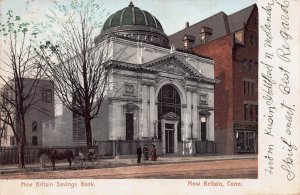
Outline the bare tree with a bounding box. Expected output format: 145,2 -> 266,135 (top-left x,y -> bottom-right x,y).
0,10 -> 43,168
37,0 -> 111,145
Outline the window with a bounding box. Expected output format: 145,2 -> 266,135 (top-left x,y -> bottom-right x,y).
244,104 -> 250,120
244,81 -> 247,95
244,103 -> 257,121
124,84 -> 134,95
32,136 -> 38,146
10,136 -> 15,146
32,121 -> 37,132
247,82 -> 250,95
184,40 -> 188,48
199,94 -> 208,104
201,34 -> 205,43
250,105 -> 253,121
41,90 -> 52,102
252,83 -> 254,96
236,130 -> 256,153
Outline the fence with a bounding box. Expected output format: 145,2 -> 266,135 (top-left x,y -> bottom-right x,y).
195,141 -> 217,154
93,140 -> 114,156
1,140 -> 217,165
0,146 -> 97,165
93,140 -> 162,156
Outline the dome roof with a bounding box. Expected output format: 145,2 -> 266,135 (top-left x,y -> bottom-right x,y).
95,2 -> 169,46
102,2 -> 164,32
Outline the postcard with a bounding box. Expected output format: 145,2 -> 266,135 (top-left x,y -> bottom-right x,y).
0,0 -> 299,194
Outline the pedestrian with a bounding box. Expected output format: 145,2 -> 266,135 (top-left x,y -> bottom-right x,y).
143,145 -> 149,160
151,144 -> 157,161
136,145 -> 142,163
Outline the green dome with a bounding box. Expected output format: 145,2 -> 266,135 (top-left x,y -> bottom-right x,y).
102,2 -> 164,32
96,2 -> 169,46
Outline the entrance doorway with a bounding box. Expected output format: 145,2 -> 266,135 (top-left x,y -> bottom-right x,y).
201,120 -> 207,141
126,113 -> 134,140
165,123 -> 175,153
157,85 -> 181,141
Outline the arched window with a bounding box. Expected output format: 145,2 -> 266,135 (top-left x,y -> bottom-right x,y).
157,85 -> 181,141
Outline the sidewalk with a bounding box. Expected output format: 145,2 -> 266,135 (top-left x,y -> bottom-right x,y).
0,154 -> 257,175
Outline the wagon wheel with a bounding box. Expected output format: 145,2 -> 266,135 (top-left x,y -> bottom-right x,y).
99,154 -> 106,163
73,156 -> 85,169
91,154 -> 99,166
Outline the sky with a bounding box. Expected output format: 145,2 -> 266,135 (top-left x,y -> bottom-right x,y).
0,0 -> 257,36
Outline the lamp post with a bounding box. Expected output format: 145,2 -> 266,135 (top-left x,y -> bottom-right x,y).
153,120 -> 157,139
190,122 -> 193,140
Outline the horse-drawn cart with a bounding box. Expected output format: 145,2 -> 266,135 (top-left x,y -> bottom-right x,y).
73,149 -> 104,169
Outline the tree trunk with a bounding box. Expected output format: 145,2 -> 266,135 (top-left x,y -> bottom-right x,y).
85,118 -> 92,146
18,140 -> 25,169
18,112 -> 26,169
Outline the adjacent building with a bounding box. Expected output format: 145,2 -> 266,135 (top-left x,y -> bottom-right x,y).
169,4 -> 258,154
0,78 -> 54,147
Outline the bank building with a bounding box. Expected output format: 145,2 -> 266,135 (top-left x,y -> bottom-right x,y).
41,2 -> 218,156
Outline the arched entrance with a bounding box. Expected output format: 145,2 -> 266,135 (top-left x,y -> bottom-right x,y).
157,85 -> 181,154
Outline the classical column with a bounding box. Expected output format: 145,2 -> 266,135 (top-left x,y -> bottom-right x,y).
181,106 -> 186,140
186,90 -> 192,140
141,84 -> 148,138
161,119 -> 166,154
192,92 -> 198,139
174,121 -> 178,153
149,85 -> 155,138
208,111 -> 215,141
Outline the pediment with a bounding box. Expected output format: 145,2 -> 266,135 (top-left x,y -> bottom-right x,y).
199,110 -> 211,116
123,103 -> 139,112
162,112 -> 180,120
143,54 -> 204,78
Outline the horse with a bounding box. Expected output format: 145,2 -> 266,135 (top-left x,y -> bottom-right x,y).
37,148 -> 74,170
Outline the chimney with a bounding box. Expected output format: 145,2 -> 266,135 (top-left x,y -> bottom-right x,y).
185,22 -> 189,28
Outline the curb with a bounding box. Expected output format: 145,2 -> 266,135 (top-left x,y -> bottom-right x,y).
0,155 -> 257,175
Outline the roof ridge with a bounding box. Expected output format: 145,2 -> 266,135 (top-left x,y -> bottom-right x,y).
169,4 -> 256,37
169,11 -> 227,36
228,4 -> 256,17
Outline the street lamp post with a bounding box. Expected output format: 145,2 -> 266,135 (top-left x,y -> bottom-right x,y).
153,120 -> 157,139
190,122 -> 193,140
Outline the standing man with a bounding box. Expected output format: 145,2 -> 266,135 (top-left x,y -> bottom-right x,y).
136,145 -> 142,163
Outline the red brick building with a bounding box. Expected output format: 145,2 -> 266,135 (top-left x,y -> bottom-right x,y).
169,4 -> 258,154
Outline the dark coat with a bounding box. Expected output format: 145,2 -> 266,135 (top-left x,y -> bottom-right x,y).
137,146 -> 142,155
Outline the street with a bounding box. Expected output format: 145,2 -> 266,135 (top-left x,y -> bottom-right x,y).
1,158 -> 257,179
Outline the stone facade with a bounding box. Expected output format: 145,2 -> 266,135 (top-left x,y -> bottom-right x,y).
92,37 -> 217,155
41,36 -> 217,155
